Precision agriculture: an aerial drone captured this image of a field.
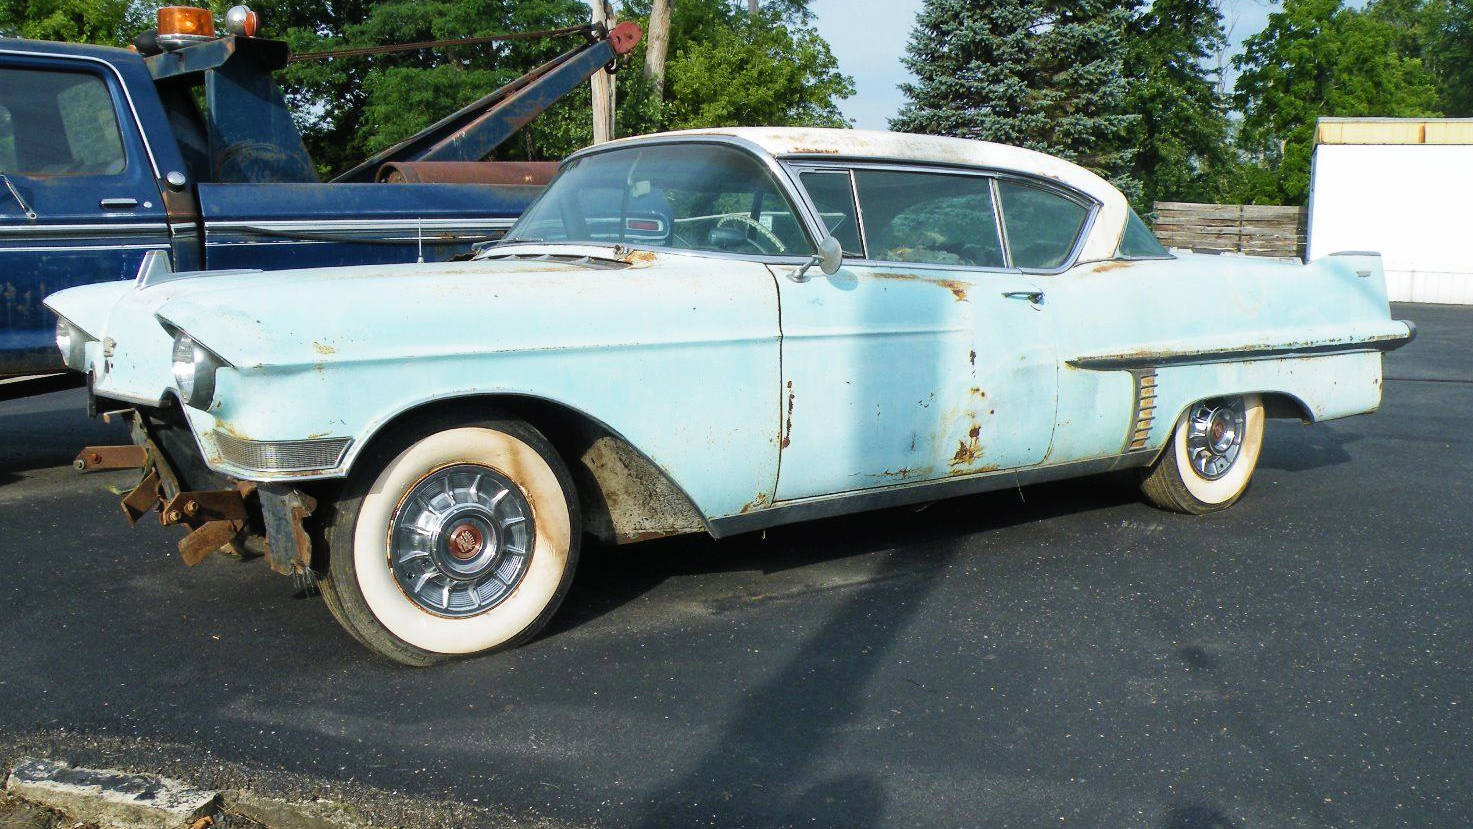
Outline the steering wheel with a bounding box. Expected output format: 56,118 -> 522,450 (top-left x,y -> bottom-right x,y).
716,214 -> 785,254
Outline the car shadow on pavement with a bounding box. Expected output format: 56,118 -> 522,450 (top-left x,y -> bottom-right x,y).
545,473 -> 1145,826
550,470 -> 1146,638
1256,420 -> 1359,473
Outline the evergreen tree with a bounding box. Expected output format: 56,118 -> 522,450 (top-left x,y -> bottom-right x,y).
1122,0 -> 1233,208
1233,0 -> 1441,204
891,0 -> 1140,200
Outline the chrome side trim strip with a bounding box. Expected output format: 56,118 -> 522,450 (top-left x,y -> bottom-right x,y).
206,218 -> 517,233
0,243 -> 169,253
0,223 -> 170,237
708,451 -> 1157,538
1067,331 -> 1415,371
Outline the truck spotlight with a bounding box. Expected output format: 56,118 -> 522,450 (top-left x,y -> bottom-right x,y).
224,6 -> 259,37
156,7 -> 216,50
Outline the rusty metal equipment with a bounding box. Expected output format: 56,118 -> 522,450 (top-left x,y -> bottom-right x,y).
77,413 -> 317,574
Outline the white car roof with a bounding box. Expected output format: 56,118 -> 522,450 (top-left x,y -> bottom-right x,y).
586,127 -> 1132,264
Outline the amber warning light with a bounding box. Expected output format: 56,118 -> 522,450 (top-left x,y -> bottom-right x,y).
157,6 -> 215,38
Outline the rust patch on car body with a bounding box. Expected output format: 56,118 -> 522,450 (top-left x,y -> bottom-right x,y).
312,341 -> 336,355
741,492 -> 771,513
949,424 -> 984,469
781,380 -> 795,449
615,248 -> 659,267
1090,260 -> 1137,274
937,280 -> 969,302
789,146 -> 841,154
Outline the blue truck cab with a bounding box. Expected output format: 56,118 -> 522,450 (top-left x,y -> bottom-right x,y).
0,16 -> 640,395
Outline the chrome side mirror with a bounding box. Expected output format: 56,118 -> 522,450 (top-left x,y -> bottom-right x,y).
789,236 -> 844,283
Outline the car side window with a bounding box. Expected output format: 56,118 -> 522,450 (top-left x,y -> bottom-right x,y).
851,170 -> 1005,268
798,170 -> 863,256
995,180 -> 1090,270
0,67 -> 126,177
1117,209 -> 1171,258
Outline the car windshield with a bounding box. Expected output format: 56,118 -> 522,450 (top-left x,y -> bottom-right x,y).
501,143 -> 810,256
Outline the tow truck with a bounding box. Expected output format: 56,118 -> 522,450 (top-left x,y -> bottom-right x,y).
0,5 -> 640,400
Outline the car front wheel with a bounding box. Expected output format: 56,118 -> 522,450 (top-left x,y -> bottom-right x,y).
1140,393 -> 1264,515
320,416 -> 579,666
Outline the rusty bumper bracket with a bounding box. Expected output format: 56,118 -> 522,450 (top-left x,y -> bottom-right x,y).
259,485 -> 318,576
120,469 -> 162,526
74,445 -> 148,472
161,485 -> 254,567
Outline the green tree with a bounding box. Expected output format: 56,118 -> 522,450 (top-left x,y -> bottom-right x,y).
1232,0 -> 1441,204
1425,0 -> 1473,115
891,0 -> 1140,201
1122,0 -> 1233,208
615,0 -> 853,133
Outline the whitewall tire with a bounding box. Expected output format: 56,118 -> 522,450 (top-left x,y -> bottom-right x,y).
320,416 -> 579,666
1141,393 -> 1264,515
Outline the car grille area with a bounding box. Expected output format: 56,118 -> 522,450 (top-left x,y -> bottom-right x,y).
206,431 -> 352,475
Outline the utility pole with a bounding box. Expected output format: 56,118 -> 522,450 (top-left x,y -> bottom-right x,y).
644,0 -> 672,99
590,0 -> 616,143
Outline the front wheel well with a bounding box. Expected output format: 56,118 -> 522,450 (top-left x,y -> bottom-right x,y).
343,394 -> 709,546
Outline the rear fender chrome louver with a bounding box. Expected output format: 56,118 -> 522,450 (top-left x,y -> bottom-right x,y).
1127,369 -> 1157,452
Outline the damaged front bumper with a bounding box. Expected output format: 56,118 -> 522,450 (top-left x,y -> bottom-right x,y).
76,408 -> 319,576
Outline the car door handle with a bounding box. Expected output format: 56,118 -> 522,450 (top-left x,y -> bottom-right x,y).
99,197 -> 138,210
1002,290 -> 1044,304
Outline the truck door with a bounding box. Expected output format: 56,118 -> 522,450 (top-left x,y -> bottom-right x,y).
0,55 -> 170,376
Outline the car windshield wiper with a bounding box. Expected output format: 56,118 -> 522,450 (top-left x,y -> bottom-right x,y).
0,173 -> 37,220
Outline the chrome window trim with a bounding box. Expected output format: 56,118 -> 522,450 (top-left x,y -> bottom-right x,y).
782,157 -> 1100,274
795,167 -> 867,257
0,48 -> 164,182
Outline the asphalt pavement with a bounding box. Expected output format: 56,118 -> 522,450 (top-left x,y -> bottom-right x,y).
0,304 -> 1467,828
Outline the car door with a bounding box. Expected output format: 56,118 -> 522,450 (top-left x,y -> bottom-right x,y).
0,55 -> 170,376
773,165 -> 1058,502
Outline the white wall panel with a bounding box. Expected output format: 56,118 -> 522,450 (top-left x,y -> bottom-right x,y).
1308,144 -> 1473,304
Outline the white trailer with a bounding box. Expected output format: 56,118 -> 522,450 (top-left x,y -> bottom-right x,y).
1308,117 -> 1473,304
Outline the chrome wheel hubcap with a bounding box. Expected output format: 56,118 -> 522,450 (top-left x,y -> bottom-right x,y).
1185,398 -> 1246,481
389,464 -> 533,617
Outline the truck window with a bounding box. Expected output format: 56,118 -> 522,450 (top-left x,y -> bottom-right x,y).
0,67 -> 126,177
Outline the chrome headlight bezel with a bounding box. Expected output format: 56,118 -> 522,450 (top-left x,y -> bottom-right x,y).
53,316 -> 92,371
170,331 -> 224,410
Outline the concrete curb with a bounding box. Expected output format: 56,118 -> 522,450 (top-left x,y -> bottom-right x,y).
5,757 -> 219,829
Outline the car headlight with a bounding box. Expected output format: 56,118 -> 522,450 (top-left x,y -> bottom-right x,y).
54,317 -> 91,371
171,332 -> 223,410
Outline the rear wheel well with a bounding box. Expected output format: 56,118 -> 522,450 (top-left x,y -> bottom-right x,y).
342,395 -> 708,546
1259,392 -> 1313,423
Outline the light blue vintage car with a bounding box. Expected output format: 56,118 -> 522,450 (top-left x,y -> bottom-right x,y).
46,128 -> 1414,664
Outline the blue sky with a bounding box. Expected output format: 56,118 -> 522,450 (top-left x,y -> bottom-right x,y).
808,0 -> 1282,129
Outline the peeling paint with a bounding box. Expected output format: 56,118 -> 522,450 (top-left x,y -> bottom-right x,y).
781,380 -> 795,449
312,341 -> 336,355
740,492 -> 771,513
950,424 -> 984,468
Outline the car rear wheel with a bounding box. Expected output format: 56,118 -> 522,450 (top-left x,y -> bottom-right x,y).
1141,393 -> 1264,515
320,416 -> 579,666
